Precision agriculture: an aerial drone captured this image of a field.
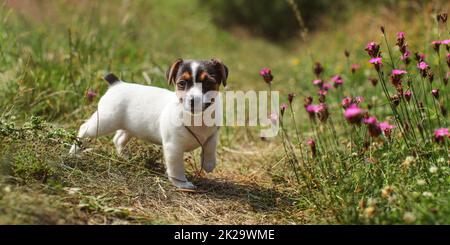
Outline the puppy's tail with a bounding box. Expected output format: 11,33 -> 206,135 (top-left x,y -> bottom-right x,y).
104,73 -> 120,85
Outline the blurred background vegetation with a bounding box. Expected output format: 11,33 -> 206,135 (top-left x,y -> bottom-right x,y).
203,0 -> 438,40
0,0 -> 448,123
204,0 -> 343,40
0,0 -> 448,122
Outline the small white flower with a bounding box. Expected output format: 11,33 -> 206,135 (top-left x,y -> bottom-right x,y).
388,195 -> 397,204
417,179 -> 426,185
64,187 -> 81,195
364,207 -> 376,218
429,166 -> 438,174
367,198 -> 377,207
3,186 -> 11,193
422,191 -> 433,197
437,157 -> 445,164
403,212 -> 416,224
402,156 -> 416,168
381,186 -> 394,198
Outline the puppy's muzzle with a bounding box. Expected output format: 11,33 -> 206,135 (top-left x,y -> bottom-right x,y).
183,96 -> 214,113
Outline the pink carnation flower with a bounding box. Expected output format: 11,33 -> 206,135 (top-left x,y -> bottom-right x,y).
86,89 -> 97,102
331,75 -> 344,86
342,97 -> 353,109
313,79 -> 323,87
431,41 -> 442,52
322,83 -> 332,91
280,103 -> 288,116
404,90 -> 412,102
259,68 -> 271,76
351,64 -> 360,73
369,57 -> 382,64
392,69 -> 407,76
434,128 -> 449,143
400,50 -> 410,61
355,96 -> 365,104
306,104 -> 320,114
363,116 -> 378,125
259,68 -> 273,83
365,42 -> 380,57
379,121 -> 396,138
417,61 -> 429,70
364,116 -> 382,137
344,104 -> 365,124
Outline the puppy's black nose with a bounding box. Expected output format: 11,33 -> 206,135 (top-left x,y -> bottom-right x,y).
189,97 -> 202,107
203,102 -> 212,110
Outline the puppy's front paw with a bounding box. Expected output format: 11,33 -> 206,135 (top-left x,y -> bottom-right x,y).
69,144 -> 82,155
69,145 -> 92,155
170,178 -> 197,190
178,181 -> 196,190
202,162 -> 216,173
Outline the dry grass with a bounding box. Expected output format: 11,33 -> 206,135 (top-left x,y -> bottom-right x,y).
0,119 -> 312,224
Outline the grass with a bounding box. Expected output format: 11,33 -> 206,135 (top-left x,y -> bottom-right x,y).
0,0 -> 449,224
0,117 -> 306,224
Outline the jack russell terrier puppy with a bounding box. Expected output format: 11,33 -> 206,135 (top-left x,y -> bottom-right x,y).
69,58 -> 228,190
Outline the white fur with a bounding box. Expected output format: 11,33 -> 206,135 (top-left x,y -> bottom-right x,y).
183,62 -> 203,113
190,62 -> 200,82
69,81 -> 219,190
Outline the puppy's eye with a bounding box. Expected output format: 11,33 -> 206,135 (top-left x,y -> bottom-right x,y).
177,80 -> 187,89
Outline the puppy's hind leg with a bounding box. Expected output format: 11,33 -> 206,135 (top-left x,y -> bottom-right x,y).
113,130 -> 131,155
69,111 -> 118,155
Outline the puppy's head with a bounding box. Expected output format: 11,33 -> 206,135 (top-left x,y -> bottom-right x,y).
166,58 -> 228,113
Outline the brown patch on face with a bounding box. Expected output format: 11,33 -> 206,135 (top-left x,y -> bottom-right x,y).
175,71 -> 193,102
199,71 -> 207,82
196,71 -> 218,93
199,72 -> 220,93
180,72 -> 191,82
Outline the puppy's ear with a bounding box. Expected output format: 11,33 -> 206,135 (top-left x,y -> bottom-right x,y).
166,58 -> 183,85
211,58 -> 228,87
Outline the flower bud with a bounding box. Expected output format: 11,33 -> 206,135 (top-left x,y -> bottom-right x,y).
431,89 -> 439,99
307,139 -> 316,158
288,93 -> 295,104
259,68 -> 273,84
404,90 -> 412,102
313,62 -> 324,77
